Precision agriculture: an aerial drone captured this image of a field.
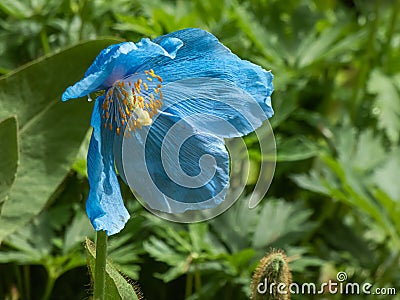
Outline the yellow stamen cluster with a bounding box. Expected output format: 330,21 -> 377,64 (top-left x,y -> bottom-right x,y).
101,69 -> 163,137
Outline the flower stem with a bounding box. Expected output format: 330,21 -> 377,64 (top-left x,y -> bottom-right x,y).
23,265 -> 30,299
185,273 -> 193,298
94,230 -> 108,300
40,27 -> 51,55
42,274 -> 56,300
194,266 -> 202,294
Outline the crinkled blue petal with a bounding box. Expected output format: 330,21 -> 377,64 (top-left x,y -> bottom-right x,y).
161,78 -> 269,138
150,28 -> 273,118
62,38 -> 183,101
121,112 -> 230,213
86,97 -> 130,235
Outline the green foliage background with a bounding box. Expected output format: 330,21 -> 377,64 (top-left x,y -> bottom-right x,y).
0,0 -> 399,299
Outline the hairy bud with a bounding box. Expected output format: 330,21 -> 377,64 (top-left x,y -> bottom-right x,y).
251,249 -> 292,300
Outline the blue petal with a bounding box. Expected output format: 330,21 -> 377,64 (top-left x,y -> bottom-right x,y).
62,38 -> 183,101
121,112 -> 230,213
151,28 -> 274,117
113,134 -> 128,184
161,78 -> 269,138
86,98 -> 130,236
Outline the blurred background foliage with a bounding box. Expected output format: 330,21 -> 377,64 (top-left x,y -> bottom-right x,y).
0,0 -> 399,299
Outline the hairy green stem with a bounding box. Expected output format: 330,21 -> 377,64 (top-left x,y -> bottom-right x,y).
94,230 -> 108,300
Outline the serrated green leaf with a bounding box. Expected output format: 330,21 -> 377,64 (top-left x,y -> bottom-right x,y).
276,135 -> 318,162
188,223 -> 208,253
291,170 -> 330,195
0,116 -> 19,203
85,238 -> 141,300
371,150 -> 400,201
252,199 -> 314,249
367,69 -> 400,143
63,210 -> 94,254
226,248 -> 255,270
144,236 -> 185,266
155,259 -> 189,282
351,129 -> 387,172
1,206 -> 60,262
108,236 -> 142,280
209,197 -> 260,253
0,38 -> 120,243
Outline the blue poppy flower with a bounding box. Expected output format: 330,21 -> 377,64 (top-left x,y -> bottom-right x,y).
62,28 -> 274,235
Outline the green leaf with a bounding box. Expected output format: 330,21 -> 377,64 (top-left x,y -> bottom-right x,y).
225,248 -> 256,271
371,150 -> 400,201
108,233 -> 143,280
373,189 -> 400,234
143,221 -> 226,283
276,135 -> 318,162
114,14 -> 162,38
1,206 -> 61,263
286,247 -> 324,273
296,26 -> 342,68
252,199 -> 315,249
71,130 -> 91,177
292,123 -> 400,246
0,116 -> 19,203
144,235 -> 186,268
209,197 -> 260,253
291,170 -> 330,195
269,90 -> 298,129
0,250 -> 37,264
85,238 -> 141,300
0,38 -> 120,243
351,129 -> 387,172
0,0 -> 31,18
233,5 -> 286,69
367,69 -> 400,143
188,223 -> 209,253
63,209 -> 94,254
